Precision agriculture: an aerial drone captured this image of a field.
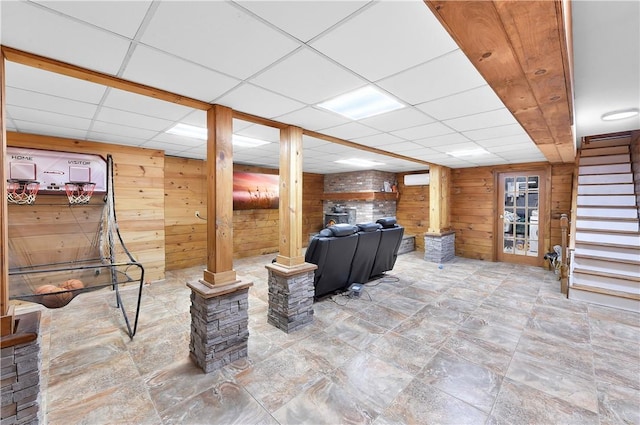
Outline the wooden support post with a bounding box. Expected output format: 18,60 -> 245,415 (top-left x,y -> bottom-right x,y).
201,105 -> 238,287
560,213 -> 569,296
428,164 -> 451,233
1,50 -> 12,328
274,125 -> 305,268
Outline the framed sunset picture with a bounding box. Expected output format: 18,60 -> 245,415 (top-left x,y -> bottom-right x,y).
233,172 -> 279,210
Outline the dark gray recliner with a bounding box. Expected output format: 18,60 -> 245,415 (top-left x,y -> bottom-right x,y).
369,217 -> 404,278
305,224 -> 359,298
347,222 -> 382,285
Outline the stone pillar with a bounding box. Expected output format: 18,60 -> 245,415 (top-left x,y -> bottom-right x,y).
265,262 -> 316,333
1,311 -> 41,425
188,280 -> 252,374
424,230 -> 456,263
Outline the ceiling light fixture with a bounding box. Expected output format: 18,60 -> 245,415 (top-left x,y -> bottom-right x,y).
167,123 -> 207,140
601,108 -> 639,121
446,147 -> 490,158
317,86 -> 405,120
335,158 -> 385,167
232,135 -> 271,148
166,124 -> 270,148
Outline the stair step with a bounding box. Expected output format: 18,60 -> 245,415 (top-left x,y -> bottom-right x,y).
570,284 -> 640,301
575,241 -> 640,258
582,136 -> 631,148
572,267 -> 640,288
568,286 -> 640,312
575,230 -> 640,246
574,253 -> 640,267
580,145 -> 629,157
579,154 -> 630,166
572,256 -> 640,278
578,173 -> 633,185
576,207 -> 638,219
576,194 -> 636,207
575,218 -> 639,232
577,183 -> 634,195
579,163 -> 631,175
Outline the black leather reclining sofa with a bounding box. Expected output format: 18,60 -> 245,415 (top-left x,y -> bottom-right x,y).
305,217 -> 404,299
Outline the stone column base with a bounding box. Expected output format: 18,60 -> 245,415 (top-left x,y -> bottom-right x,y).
424,231 -> 456,263
187,279 -> 253,374
265,262 -> 317,333
1,311 -> 42,425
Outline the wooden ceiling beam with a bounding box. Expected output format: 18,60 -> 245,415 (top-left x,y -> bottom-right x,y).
424,0 -> 575,163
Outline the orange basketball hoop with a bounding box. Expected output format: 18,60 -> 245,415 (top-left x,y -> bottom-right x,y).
7,179 -> 40,205
65,182 -> 97,204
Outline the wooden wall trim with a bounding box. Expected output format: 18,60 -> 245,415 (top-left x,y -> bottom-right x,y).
1,51 -> 8,316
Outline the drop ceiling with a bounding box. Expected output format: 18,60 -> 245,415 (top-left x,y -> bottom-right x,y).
1,1 -> 638,174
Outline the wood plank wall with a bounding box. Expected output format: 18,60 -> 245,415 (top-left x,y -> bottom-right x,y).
396,172 -> 430,250
450,162 -> 574,261
164,157 -> 325,270
7,132 -> 166,282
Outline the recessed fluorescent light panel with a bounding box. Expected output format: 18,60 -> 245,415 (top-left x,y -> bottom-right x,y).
166,124 -> 270,148
232,135 -> 271,148
446,147 -> 490,158
335,158 -> 385,167
167,123 -> 207,140
601,108 -> 639,121
318,86 -> 405,120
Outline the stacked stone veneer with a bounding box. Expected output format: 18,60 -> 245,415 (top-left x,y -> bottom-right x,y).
189,288 -> 250,373
425,231 -> 456,263
324,170 -> 397,223
267,266 -> 315,333
1,312 -> 41,425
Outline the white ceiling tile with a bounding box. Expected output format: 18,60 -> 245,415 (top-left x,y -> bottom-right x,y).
94,107 -> 173,131
352,133 -> 406,148
378,50 -> 487,105
236,1 -> 368,42
234,124 -> 280,143
311,0 -> 458,81
103,87 -> 196,121
277,107 -> 350,131
6,87 -> 98,119
321,122 -> 380,140
413,133 -> 471,148
33,0 -> 152,38
140,1 -> 299,79
416,85 -> 506,120
5,62 -> 106,103
149,133 -> 206,149
8,106 -> 93,131
444,109 -> 519,132
383,141 -> 424,153
250,48 -> 366,104
2,1 -> 131,74
90,121 -> 158,140
123,45 -> 241,103
11,120 -> 88,140
141,139 -> 201,151
391,122 -> 455,140
359,108 -> 434,132
431,142 -> 482,154
462,124 -> 528,141
216,84 -> 305,118
475,134 -> 533,148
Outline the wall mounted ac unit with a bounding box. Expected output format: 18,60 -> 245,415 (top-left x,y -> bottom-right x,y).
404,173 -> 430,186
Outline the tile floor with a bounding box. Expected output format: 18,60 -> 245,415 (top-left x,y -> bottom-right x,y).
14,251 -> 640,425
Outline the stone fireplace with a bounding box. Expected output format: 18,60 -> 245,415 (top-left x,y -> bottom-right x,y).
323,170 -> 398,225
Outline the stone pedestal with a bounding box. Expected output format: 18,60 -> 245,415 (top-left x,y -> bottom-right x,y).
187,279 -> 253,374
265,262 -> 317,333
424,231 -> 455,263
1,311 -> 41,425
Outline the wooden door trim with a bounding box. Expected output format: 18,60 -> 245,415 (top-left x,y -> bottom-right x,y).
493,165 -> 551,267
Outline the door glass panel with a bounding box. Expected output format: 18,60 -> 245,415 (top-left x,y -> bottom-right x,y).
503,174 -> 540,256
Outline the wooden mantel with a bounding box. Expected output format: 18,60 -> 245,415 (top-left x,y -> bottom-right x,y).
321,192 -> 399,201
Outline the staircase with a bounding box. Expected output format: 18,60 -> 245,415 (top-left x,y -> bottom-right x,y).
569,134 -> 640,312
